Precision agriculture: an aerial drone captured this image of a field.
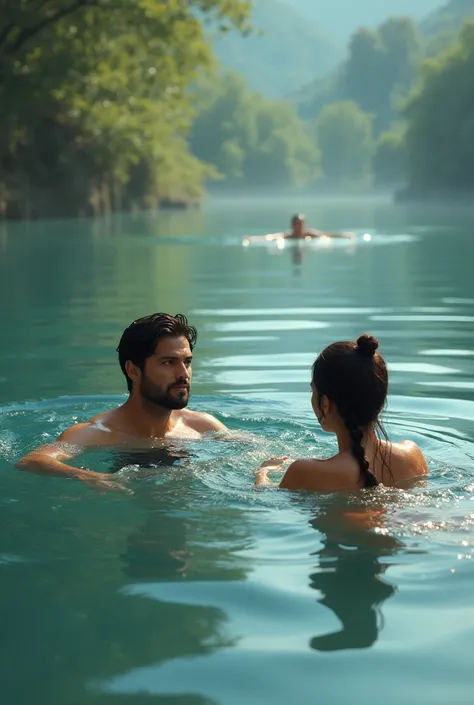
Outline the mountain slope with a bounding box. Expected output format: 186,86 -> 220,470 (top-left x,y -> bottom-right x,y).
421,0 -> 474,35
214,0 -> 342,98
282,0 -> 441,39
293,1 -> 474,120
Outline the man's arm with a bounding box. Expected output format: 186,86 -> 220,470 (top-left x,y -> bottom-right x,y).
324,230 -> 355,239
305,229 -> 355,239
16,424 -> 124,490
243,233 -> 285,244
304,229 -> 325,238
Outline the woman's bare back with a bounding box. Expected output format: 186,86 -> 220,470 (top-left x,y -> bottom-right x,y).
278,440 -> 428,492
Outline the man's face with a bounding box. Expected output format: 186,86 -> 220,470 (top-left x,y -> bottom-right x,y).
139,336 -> 193,410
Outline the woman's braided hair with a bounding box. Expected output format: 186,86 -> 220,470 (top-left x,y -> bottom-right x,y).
312,334 -> 388,488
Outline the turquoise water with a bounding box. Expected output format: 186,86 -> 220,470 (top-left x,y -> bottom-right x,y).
1,197 -> 474,704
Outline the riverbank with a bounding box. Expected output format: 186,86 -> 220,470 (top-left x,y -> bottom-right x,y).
0,180 -> 200,221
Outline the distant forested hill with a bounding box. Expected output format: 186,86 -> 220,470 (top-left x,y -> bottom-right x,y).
281,0 -> 441,39
292,1 -> 474,128
422,0 -> 474,34
214,0 -> 342,98
421,0 -> 474,53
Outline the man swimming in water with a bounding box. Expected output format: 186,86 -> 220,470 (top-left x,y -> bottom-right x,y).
285,214 -> 354,240
16,313 -> 228,489
242,215 -> 354,245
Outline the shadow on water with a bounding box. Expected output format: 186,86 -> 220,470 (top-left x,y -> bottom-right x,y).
0,458 -> 252,705
306,501 -> 401,652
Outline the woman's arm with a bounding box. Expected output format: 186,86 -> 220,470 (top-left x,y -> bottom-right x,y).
255,456 -> 356,492
254,457 -> 288,487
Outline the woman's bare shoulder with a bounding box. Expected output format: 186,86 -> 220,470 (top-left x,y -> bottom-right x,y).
280,455 -> 358,492
390,440 -> 429,478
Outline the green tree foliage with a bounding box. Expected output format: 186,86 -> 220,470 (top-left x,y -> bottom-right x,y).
343,29 -> 384,118
373,128 -> 407,188
429,0 -> 474,29
190,73 -> 321,189
422,0 -> 474,56
315,101 -> 374,186
343,17 -> 422,133
0,0 -> 250,218
294,66 -> 344,120
403,20 -> 474,197
296,17 -> 422,136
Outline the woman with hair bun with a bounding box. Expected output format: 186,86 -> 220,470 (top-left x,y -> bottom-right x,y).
256,335 -> 428,492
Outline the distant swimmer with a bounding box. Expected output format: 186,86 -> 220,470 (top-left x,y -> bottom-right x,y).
243,214 -> 355,245
284,214 -> 354,240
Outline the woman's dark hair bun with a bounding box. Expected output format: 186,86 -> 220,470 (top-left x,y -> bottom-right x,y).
356,334 -> 379,357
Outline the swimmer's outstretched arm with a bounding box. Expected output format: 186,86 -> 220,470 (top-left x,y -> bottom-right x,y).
326,231 -> 355,239
16,425 -> 126,491
301,229 -> 324,238
242,232 -> 285,243
306,229 -> 355,239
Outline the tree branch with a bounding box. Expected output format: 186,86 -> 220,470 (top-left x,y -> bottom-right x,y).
0,0 -> 16,52
0,21 -> 15,53
6,0 -> 102,56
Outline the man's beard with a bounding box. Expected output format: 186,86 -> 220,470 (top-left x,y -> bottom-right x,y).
140,375 -> 190,410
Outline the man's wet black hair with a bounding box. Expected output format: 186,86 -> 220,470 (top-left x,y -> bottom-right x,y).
291,213 -> 305,224
117,313 -> 197,392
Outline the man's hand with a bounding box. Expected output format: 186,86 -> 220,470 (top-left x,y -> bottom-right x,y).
16,439 -> 132,493
76,470 -> 132,494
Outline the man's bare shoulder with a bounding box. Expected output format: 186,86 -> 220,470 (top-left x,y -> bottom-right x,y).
180,409 -> 228,433
57,414 -> 120,448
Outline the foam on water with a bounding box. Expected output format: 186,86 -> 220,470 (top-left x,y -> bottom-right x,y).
2,393 -> 474,533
